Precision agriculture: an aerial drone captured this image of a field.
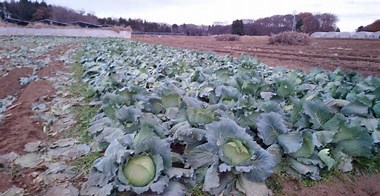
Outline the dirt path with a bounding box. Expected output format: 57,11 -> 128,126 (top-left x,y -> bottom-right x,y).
0,44 -> 72,155
0,79 -> 54,154
0,41 -> 80,193
132,35 -> 380,76
276,173 -> 380,196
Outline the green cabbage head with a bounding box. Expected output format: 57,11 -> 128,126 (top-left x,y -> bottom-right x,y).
123,155 -> 156,187
223,139 -> 251,165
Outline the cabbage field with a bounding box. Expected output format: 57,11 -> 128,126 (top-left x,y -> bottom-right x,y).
75,38 -> 380,195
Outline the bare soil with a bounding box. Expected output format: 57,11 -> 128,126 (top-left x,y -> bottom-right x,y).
0,42 -> 77,194
0,173 -> 13,193
132,35 -> 380,76
0,68 -> 33,99
277,173 -> 380,196
0,79 -> 54,154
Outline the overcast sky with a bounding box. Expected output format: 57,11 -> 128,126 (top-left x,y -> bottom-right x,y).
44,0 -> 379,32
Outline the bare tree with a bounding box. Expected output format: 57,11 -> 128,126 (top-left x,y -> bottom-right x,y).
316,13 -> 338,32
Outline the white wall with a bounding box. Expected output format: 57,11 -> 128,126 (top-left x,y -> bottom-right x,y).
0,27 -> 131,39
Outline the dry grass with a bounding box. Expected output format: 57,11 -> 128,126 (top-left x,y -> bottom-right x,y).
269,32 -> 311,45
104,25 -> 133,33
26,22 -> 74,29
214,34 -> 241,41
0,21 -> 18,27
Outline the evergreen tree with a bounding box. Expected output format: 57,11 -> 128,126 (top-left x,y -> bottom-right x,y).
231,19 -> 244,35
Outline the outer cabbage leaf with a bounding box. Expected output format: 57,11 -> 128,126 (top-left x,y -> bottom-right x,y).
262,102 -> 285,116
296,155 -> 324,168
144,97 -> 165,114
203,163 -> 220,192
115,106 -> 142,133
289,158 -> 320,180
173,127 -> 206,142
213,68 -> 232,82
324,98 -> 350,110
186,107 -> 216,126
174,97 -> 217,126
257,112 -> 289,145
361,118 -> 378,132
156,84 -> 183,108
322,113 -> 346,132
332,125 -> 373,157
303,101 -> 334,129
318,149 -> 336,170
341,101 -> 369,117
332,149 -> 353,172
115,106 -> 142,123
215,85 -> 241,101
373,130 -> 380,143
167,167 -> 194,179
164,181 -> 186,196
243,147 -> 276,182
312,131 -> 335,147
236,175 -> 272,196
291,131 -> 314,158
373,102 -> 380,118
235,74 -> 261,95
102,93 -> 130,117
277,132 -> 303,154
260,92 -> 276,101
185,144 -> 218,169
290,99 -> 303,124
276,79 -> 295,97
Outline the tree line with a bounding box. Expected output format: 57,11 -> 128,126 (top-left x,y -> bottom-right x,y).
1,0 -> 342,35
356,20 -> 380,32
101,12 -> 339,36
0,0 -> 98,23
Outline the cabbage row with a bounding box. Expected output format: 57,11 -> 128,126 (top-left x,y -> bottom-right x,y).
79,38 -> 380,195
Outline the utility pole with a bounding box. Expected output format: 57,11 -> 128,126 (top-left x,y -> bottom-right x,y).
292,10 -> 296,32
3,3 -> 7,19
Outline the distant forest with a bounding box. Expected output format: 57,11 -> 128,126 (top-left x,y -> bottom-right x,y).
1,0 -> 378,35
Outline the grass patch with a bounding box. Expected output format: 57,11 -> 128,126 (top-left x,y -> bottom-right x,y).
192,185 -> 209,196
266,173 -> 284,195
63,49 -> 98,143
70,103 -> 98,143
353,152 -> 380,174
300,178 -> 317,187
72,151 -> 103,174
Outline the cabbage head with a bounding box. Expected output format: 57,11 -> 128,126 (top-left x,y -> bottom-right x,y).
186,118 -> 276,195
82,133 -> 176,195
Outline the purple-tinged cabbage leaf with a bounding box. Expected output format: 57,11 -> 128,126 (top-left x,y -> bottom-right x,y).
257,112 -> 289,145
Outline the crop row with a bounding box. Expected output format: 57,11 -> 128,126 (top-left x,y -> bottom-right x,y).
77,38 -> 380,195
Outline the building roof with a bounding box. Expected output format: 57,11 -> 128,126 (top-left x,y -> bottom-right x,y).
3,17 -> 29,26
39,19 -> 69,26
71,21 -> 102,28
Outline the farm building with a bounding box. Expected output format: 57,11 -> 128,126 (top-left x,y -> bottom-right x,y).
39,19 -> 69,26
311,31 -> 380,39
